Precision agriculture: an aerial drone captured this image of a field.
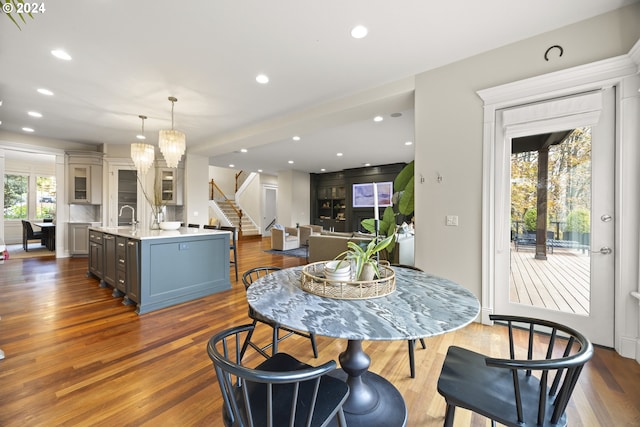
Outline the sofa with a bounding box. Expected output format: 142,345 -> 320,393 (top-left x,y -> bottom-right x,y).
298,225 -> 323,246
308,231 -> 415,265
307,231 -> 373,263
271,226 -> 300,251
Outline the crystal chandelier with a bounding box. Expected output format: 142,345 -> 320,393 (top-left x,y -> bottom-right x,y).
158,96 -> 186,168
130,115 -> 155,174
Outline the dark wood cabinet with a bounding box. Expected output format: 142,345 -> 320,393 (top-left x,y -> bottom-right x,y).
125,239 -> 140,304
88,231 -> 103,278
102,234 -> 117,288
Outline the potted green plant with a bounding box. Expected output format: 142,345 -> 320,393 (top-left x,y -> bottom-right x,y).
334,234 -> 395,281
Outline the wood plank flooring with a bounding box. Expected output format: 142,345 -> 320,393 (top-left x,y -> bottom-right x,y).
0,238 -> 638,426
510,246 -> 590,314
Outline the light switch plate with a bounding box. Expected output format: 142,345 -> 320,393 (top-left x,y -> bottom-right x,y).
446,215 -> 459,226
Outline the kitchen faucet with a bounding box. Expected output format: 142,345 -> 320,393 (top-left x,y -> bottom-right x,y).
118,205 -> 137,231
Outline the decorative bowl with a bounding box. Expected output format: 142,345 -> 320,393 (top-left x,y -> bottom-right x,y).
159,221 -> 181,230
324,260 -> 351,281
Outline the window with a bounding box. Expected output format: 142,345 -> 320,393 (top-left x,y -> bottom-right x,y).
3,174 -> 28,219
36,175 -> 56,219
3,173 -> 57,220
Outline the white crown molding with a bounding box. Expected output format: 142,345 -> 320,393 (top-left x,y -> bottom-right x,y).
477,53 -> 638,108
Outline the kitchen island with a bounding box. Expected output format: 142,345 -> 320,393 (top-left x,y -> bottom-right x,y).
88,226 -> 231,314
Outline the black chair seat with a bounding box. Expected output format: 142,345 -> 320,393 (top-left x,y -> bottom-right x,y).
208,325 -> 349,427
436,315 -> 593,427
227,353 -> 348,427
438,346 -> 567,427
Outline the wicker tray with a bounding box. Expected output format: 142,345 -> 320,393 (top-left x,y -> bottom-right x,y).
300,261 -> 396,300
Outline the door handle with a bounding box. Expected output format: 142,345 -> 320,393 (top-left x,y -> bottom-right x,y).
592,247 -> 612,255
600,214 -> 612,222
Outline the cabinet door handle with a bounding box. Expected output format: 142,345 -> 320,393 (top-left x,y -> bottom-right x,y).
118,242 -> 125,247
127,241 -> 136,246
118,279 -> 125,284
119,259 -> 125,264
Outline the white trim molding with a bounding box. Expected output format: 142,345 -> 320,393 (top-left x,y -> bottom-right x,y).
478,40 -> 640,359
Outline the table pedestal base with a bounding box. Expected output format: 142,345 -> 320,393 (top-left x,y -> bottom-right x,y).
329,339 -> 407,427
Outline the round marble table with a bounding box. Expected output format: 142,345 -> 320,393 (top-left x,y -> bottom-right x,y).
247,266 -> 480,427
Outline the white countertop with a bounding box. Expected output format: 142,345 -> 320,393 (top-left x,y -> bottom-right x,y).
89,226 -> 231,240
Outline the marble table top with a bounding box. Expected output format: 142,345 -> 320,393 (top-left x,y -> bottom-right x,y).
247,266 -> 480,341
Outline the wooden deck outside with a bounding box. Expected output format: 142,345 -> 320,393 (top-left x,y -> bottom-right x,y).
510,244 -> 590,314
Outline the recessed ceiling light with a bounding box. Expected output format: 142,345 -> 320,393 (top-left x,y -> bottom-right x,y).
292,136 -> 301,141
22,127 -> 35,133
0,120 -> 3,126
363,163 -> 371,167
136,134 -> 146,140
288,160 -> 294,164
0,100 -> 3,107
28,111 -> 42,118
240,148 -> 248,153
373,116 -> 383,122
336,153 -> 343,157
229,164 -> 235,168
257,169 -> 263,173
351,25 -> 368,39
256,74 -> 269,84
404,141 -> 413,146
320,168 -> 326,172
51,49 -> 72,61
37,88 -> 54,96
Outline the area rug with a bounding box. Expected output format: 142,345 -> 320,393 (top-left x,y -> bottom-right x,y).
264,246 -> 308,259
5,243 -> 54,259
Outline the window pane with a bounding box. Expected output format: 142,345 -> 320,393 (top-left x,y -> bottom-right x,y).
4,174 -> 28,219
37,175 -> 57,219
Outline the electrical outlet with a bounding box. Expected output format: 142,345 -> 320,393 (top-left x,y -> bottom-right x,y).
446,215 -> 459,226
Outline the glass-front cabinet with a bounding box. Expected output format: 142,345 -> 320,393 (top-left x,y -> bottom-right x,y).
155,166 -> 184,205
66,151 -> 103,205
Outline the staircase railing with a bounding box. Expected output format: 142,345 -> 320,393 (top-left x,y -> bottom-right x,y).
209,179 -> 243,238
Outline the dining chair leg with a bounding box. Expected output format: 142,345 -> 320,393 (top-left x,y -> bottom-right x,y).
272,327 -> 279,355
444,403 -> 456,427
408,339 -> 416,378
310,333 -> 318,358
231,246 -> 238,281
419,338 -> 426,349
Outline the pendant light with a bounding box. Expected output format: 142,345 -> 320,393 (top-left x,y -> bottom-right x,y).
158,96 -> 186,168
130,115 -> 155,174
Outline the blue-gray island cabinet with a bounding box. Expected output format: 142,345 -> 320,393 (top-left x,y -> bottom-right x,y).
88,226 -> 231,314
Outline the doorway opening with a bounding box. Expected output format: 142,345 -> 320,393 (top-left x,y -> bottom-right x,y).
510,127 -> 591,315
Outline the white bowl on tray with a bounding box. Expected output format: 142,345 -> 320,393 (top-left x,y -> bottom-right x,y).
324,260 -> 351,281
159,221 -> 181,230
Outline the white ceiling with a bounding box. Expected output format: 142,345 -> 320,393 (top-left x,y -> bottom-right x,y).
0,0 -> 634,175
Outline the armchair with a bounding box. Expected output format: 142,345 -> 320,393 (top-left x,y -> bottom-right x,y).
271,226 -> 300,251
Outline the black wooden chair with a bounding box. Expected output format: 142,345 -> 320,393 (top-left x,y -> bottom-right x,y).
21,220 -> 43,252
241,267 -> 318,359
219,226 -> 238,281
391,264 -> 427,378
207,324 -> 349,427
437,314 -> 593,427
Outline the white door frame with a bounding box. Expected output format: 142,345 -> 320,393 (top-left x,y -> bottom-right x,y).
479,44 -> 640,360
262,184 -> 277,236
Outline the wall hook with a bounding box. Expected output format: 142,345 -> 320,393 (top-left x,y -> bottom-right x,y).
544,45 -> 563,61
436,173 -> 443,184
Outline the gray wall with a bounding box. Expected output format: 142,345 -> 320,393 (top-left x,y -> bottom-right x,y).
413,4 -> 640,297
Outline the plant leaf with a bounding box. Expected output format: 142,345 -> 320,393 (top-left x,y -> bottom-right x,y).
394,161 -> 414,192
398,176 -> 414,215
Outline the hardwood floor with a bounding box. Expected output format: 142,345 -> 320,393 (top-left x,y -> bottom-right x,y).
0,237 -> 638,426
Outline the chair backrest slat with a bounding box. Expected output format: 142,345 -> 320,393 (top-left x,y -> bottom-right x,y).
207,324 -> 348,427
485,315 -> 593,426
